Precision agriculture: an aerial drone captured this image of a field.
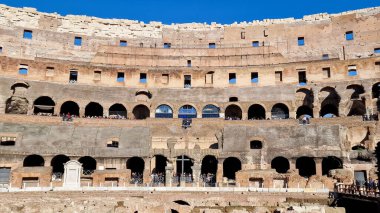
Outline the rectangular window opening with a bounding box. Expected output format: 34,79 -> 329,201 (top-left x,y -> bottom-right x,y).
140,73 -> 147,83
348,65 -> 357,76
251,72 -> 259,83
252,41 -> 260,47
298,70 -> 307,85
0,46 -> 3,53
139,43 -> 144,47
374,48 -> 380,54
205,72 -> 214,84
209,43 -> 216,49
107,141 -> 119,148
187,60 -> 191,67
298,37 -> 305,46
229,73 -> 236,84
161,74 -> 169,84
69,70 -> 78,83
46,67 -> 54,77
241,32 -> 245,39
275,71 -> 282,82
184,75 -> 191,88
74,37 -> 82,46
23,30 -> 32,39
18,64 -> 28,75
164,43 -> 171,49
346,31 -> 354,41
117,72 -> 125,82
120,40 -> 127,47
322,54 -> 329,60
94,71 -> 101,81
322,67 -> 331,78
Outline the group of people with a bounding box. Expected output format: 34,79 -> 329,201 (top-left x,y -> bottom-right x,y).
172,173 -> 193,183
150,172 -> 165,185
362,114 -> 379,121
130,172 -> 143,184
200,173 -> 216,186
225,116 -> 241,120
338,178 -> 380,196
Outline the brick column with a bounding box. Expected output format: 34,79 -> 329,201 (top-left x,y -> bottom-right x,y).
315,158 -> 323,176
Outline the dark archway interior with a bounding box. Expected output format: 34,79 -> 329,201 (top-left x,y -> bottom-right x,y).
78,156 -> 97,171
296,105 -> 313,118
127,157 -> 145,174
109,103 -> 127,117
248,104 -> 266,120
23,154 -> 45,167
201,155 -> 218,175
60,101 -> 79,116
376,142 -> 380,181
320,104 -> 339,117
225,105 -> 242,119
33,96 -> 55,114
372,83 -> 380,99
347,84 -> 365,100
171,209 -> 179,213
85,102 -> 103,117
296,88 -> 314,106
296,157 -> 316,177
133,105 -> 150,119
322,156 -> 343,176
271,103 -> 289,119
51,155 -> 70,173
271,157 -> 290,173
176,156 -> 193,175
153,155 -> 167,174
348,100 -> 366,116
223,157 -> 241,180
209,143 -> 219,149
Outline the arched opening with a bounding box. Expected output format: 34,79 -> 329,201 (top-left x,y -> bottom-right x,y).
127,157 -> 145,177
248,104 -> 266,120
250,140 -> 263,149
296,157 -> 316,177
201,155 -> 218,176
23,154 -> 45,167
78,156 -> 97,174
347,84 -> 365,100
85,102 -> 103,117
109,103 -> 127,118
352,145 -> 366,150
348,100 -> 366,116
51,155 -> 70,173
225,104 -> 242,120
271,157 -> 290,174
296,105 -> 313,118
173,200 -> 190,206
33,96 -> 55,114
176,155 -> 193,175
322,156 -> 343,176
155,105 -> 173,118
223,157 -> 241,180
132,105 -> 150,120
202,104 -> 220,118
152,155 -> 167,174
271,103 -> 289,119
60,101 -> 79,116
320,104 -> 339,118
209,143 -> 218,149
372,82 -> 380,99
5,97 -> 29,114
178,105 -> 197,119
296,88 -> 314,106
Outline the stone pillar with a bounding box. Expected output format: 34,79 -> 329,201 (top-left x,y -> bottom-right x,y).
289,159 -> 296,171
191,161 -> 201,186
313,107 -> 320,118
79,107 -> 85,117
143,158 -> 151,184
242,112 -> 248,120
216,161 -> 224,186
289,111 -> 296,119
165,163 -> 174,187
315,158 -> 323,176
265,112 -> 271,120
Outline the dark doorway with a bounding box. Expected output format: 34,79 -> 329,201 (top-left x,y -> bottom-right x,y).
322,156 -> 343,176
223,157 -> 241,180
225,105 -> 242,120
51,155 -> 70,173
320,104 -> 339,117
347,100 -> 366,116
296,157 -> 316,177
85,102 -> 103,117
296,105 -> 313,118
109,103 -> 127,118
127,157 -> 145,175
78,156 -> 97,173
60,101 -> 79,116
248,104 -> 266,120
23,155 -> 45,167
176,155 -> 193,175
250,140 -> 263,149
132,105 -> 150,119
33,96 -> 55,114
152,155 -> 167,174
201,155 -> 218,175
271,157 -> 290,174
271,103 -> 289,119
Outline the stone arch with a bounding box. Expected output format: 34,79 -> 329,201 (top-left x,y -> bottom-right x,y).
320,104 -> 339,117
78,156 -> 97,173
155,104 -> 173,118
296,88 -> 314,107
248,104 -> 266,120
127,157 -> 145,175
322,156 -> 343,176
176,155 -> 194,175
223,157 -> 241,180
109,103 -> 127,118
33,96 -> 55,114
6,82 -> 29,114
296,105 -> 313,118
202,104 -> 220,118
178,105 -> 197,119
271,103 -> 289,119
225,104 -> 242,120
319,87 -> 340,117
296,157 -> 316,177
271,157 -> 290,174
51,155 -> 70,173
135,90 -> 152,102
132,104 -> 150,119
23,154 -> 45,167
60,101 -> 80,116
10,82 -> 29,95
347,84 -> 365,100
372,82 -> 380,99
347,100 -> 366,116
201,155 -> 218,176
85,102 -> 103,117
152,155 -> 167,174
